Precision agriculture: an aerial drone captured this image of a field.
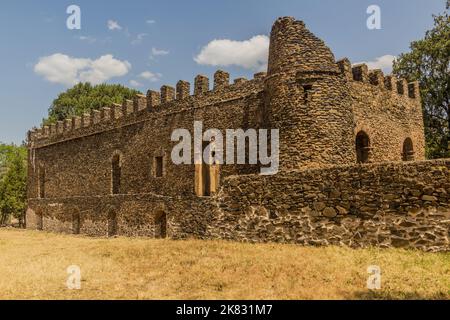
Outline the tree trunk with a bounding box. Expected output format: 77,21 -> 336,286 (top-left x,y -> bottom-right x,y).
0,212 -> 7,226
447,103 -> 450,154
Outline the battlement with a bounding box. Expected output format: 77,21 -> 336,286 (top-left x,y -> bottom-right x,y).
27,70 -> 267,145
336,58 -> 419,100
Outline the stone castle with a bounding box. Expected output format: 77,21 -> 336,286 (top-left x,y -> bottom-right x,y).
26,17 -> 449,251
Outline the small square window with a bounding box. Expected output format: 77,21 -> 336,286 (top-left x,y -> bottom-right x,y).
303,85 -> 313,102
155,156 -> 164,178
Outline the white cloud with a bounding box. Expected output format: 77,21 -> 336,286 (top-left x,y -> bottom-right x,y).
194,35 -> 270,72
139,71 -> 162,82
146,19 -> 156,24
129,71 -> 162,88
355,55 -> 396,73
131,33 -> 148,45
130,80 -> 143,87
107,20 -> 122,31
34,53 -> 131,86
76,35 -> 96,43
151,47 -> 170,56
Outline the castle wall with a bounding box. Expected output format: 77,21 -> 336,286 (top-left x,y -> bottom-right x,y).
348,72 -> 425,162
27,160 -> 450,251
28,75 -> 265,199
210,160 -> 449,251
27,194 -> 216,238
335,58 -> 425,163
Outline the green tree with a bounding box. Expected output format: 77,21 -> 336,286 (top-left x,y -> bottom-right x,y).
0,144 -> 16,177
44,83 -> 140,125
0,144 -> 27,226
393,1 -> 450,159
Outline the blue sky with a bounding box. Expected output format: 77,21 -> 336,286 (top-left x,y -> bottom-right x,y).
0,0 -> 446,144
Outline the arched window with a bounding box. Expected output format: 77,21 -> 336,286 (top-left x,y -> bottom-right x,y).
111,154 -> 121,195
356,131 -> 371,164
402,138 -> 414,161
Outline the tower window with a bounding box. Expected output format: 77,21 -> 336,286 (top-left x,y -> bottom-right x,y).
303,85 -> 313,102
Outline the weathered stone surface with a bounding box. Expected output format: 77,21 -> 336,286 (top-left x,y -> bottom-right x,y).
422,195 -> 438,202
323,207 -> 337,218
336,206 -> 349,215
314,202 -> 326,211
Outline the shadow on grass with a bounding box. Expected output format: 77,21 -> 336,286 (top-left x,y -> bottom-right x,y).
351,290 -> 449,300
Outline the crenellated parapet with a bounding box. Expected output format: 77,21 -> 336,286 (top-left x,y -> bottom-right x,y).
194,75 -> 209,96
160,85 -> 175,103
213,70 -> 230,90
146,90 -> 161,110
336,58 -> 353,81
368,69 -> 384,87
27,69 -> 267,147
133,94 -> 147,111
336,58 -> 420,100
176,81 -> 190,100
351,64 -> 369,83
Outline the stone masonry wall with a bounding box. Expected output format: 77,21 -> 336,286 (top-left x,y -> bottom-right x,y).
347,68 -> 426,162
27,194 -> 216,239
208,160 -> 450,252
28,73 -> 265,199
27,160 -> 450,252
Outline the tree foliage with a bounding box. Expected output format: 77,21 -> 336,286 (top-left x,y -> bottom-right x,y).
393,2 -> 450,159
0,144 -> 27,226
44,83 -> 140,125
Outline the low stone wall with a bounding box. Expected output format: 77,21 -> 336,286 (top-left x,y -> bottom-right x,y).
27,160 -> 450,252
27,193 -> 217,239
209,160 -> 450,251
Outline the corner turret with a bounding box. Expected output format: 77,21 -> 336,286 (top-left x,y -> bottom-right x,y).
264,17 -> 356,170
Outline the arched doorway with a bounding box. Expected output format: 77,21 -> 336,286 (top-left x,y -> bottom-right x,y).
72,212 -> 81,235
402,138 -> 414,161
107,209 -> 117,237
36,210 -> 43,231
356,131 -> 371,164
155,211 -> 167,238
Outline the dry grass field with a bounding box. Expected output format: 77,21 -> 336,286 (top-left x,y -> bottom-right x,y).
0,228 -> 448,300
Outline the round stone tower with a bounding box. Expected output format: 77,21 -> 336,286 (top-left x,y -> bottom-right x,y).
264,17 -> 356,171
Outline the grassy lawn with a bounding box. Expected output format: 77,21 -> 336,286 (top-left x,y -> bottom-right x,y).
0,228 -> 448,300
